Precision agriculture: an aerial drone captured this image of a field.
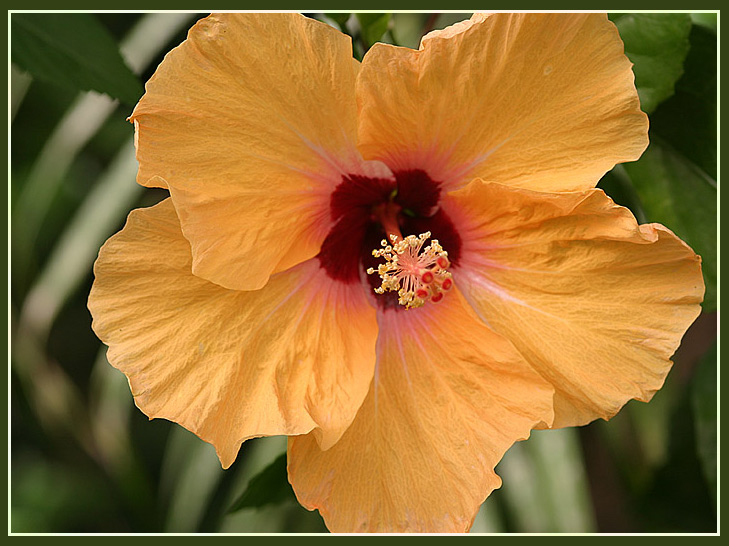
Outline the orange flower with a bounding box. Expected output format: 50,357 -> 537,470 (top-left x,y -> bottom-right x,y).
88,13 -> 704,533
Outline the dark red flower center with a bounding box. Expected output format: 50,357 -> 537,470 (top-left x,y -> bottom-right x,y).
317,169 -> 461,309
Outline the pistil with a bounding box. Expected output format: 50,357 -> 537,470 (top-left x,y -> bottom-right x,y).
372,200 -> 403,242
367,231 -> 453,309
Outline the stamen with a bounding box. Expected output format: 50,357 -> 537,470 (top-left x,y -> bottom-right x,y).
366,231 -> 454,309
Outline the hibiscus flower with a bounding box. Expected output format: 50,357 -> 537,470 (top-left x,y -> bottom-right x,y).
88,12 -> 704,533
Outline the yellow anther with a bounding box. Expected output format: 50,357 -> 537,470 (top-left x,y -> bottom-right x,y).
367,231 -> 453,309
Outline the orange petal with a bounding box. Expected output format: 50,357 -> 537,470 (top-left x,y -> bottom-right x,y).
445,179 -> 704,428
88,199 -> 378,468
357,13 -> 647,191
288,289 -> 554,532
130,13 -> 391,290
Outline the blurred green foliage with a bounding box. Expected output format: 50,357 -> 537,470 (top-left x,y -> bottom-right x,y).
10,12 -> 717,534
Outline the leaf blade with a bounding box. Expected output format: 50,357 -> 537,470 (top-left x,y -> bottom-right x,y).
611,13 -> 692,113
228,452 -> 292,513
356,13 -> 391,48
11,13 -> 143,104
649,23 -> 717,179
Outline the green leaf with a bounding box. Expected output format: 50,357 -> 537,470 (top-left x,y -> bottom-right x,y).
228,452 -> 292,513
650,23 -> 717,179
356,13 -> 391,48
622,139 -> 716,310
691,341 -> 717,508
611,13 -> 692,113
11,13 -> 143,105
691,13 -> 717,31
325,12 -> 351,29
